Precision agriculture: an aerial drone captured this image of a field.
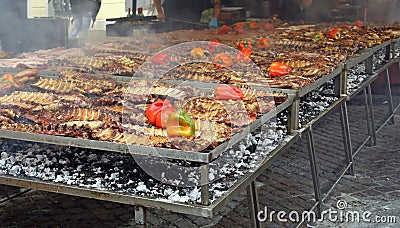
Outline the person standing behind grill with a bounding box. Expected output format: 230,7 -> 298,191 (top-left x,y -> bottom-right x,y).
301,0 -> 338,22
270,0 -> 305,21
153,0 -> 222,28
269,0 -> 336,22
69,0 -> 102,41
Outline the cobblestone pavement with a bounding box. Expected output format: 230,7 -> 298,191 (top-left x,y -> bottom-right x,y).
314,107 -> 400,227
0,93 -> 399,227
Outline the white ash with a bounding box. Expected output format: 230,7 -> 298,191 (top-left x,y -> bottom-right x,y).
373,49 -> 390,70
136,182 -> 148,192
347,63 -> 369,93
0,121 -> 288,205
347,46 -> 398,94
299,89 -> 339,125
1,152 -> 8,160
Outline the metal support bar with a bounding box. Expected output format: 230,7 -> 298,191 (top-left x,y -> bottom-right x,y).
305,127 -> 322,217
366,56 -> 374,75
135,206 -> 147,227
339,102 -> 354,175
384,69 -> 395,125
201,164 -> 210,205
385,44 -> 391,60
334,68 -> 347,96
341,68 -> 348,95
334,73 -> 341,97
0,188 -> 32,204
363,88 -> 373,147
366,85 -> 377,146
247,181 -> 261,228
288,99 -> 300,134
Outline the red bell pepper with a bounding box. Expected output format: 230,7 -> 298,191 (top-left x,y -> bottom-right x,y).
208,39 -> 220,54
341,25 -> 350,29
237,41 -> 252,58
256,37 -> 270,49
327,28 -> 341,40
218,25 -> 232,35
235,27 -> 246,35
151,52 -> 171,65
354,20 -> 363,28
145,99 -> 175,127
166,110 -> 195,137
235,52 -> 251,63
263,23 -> 275,32
155,107 -> 175,129
235,22 -> 245,28
269,62 -> 292,77
249,21 -> 259,30
146,43 -> 162,51
214,84 -> 244,100
214,53 -> 233,69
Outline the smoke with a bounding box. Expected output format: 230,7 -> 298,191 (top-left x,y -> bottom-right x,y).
364,0 -> 400,23
0,0 -> 28,53
0,0 -> 68,55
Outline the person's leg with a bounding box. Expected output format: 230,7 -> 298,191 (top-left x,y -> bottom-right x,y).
80,12 -> 93,39
69,16 -> 82,38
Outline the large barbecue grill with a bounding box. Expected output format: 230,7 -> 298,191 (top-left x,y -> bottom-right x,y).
0,19 -> 400,226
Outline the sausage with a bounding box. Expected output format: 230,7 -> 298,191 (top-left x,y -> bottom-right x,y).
15,76 -> 31,84
14,69 -> 38,79
13,80 -> 24,89
0,82 -> 13,94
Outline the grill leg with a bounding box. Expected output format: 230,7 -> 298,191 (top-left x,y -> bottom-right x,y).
288,99 -> 300,134
363,88 -> 373,147
366,55 -> 374,75
201,164 -> 210,205
247,181 -> 261,228
385,44 -> 391,60
135,206 -> 147,227
340,102 -> 354,175
366,84 -> 377,146
384,69 -> 395,125
306,127 -> 322,217
334,68 -> 347,96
